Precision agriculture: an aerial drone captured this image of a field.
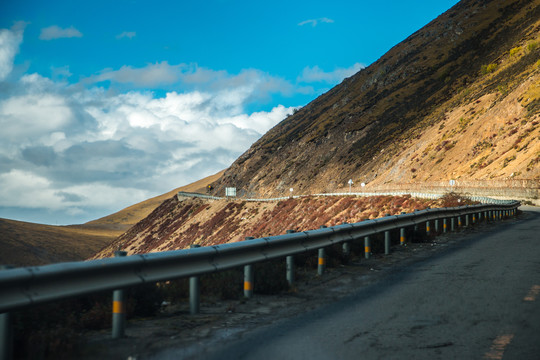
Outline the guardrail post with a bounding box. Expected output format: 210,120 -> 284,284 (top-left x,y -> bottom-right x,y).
458,216 -> 462,227
435,219 -> 439,233
286,256 -> 295,286
426,221 -> 431,235
285,230 -> 295,286
342,242 -> 350,258
451,217 -> 455,231
112,251 -> 127,339
341,222 -> 350,261
244,264 -> 254,298
384,231 -> 391,255
465,214 -> 469,227
400,227 -> 406,245
364,236 -> 371,259
318,248 -> 326,275
189,245 -> 201,315
0,265 -> 13,360
443,218 -> 447,233
317,226 -> 327,275
0,312 -> 10,360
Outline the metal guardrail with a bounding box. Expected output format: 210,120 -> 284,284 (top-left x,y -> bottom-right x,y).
0,200 -> 521,358
0,202 -> 520,314
178,190 -> 518,204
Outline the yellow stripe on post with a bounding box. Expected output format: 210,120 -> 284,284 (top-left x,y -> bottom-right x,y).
400,236 -> 405,243
244,281 -> 253,291
318,257 -> 325,265
113,300 -> 125,314
365,246 -> 371,253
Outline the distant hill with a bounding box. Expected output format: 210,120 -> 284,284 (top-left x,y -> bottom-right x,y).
0,171 -> 223,266
211,0 -> 540,197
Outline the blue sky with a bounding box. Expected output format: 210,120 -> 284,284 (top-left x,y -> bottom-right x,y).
0,0 -> 459,224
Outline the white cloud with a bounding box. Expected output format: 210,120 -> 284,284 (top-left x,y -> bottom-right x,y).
39,25 -> 82,40
0,93 -> 73,138
0,22 -> 26,80
86,62 -> 297,101
116,31 -> 136,39
298,63 -> 365,84
0,169 -> 150,214
90,61 -> 183,87
298,17 -> 334,27
0,63 -> 297,223
218,105 -> 297,134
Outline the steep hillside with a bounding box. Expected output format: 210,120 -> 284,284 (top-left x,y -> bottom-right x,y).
94,193 -> 474,258
211,0 -> 540,197
0,171 -> 222,266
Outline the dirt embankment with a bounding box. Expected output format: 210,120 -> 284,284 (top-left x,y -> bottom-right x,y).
94,194 -> 475,259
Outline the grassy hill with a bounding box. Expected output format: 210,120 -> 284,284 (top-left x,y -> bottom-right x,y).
0,171 -> 223,266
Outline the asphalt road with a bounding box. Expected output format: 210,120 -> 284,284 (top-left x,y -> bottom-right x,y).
172,207 -> 540,360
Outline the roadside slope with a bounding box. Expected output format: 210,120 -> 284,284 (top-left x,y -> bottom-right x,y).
93,193 -> 475,258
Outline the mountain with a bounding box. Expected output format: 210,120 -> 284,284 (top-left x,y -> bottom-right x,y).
210,0 -> 539,197
97,0 -> 540,258
0,171 -> 222,266
8,0 -> 540,264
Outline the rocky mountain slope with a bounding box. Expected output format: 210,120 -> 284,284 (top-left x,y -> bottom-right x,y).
211,0 -> 540,197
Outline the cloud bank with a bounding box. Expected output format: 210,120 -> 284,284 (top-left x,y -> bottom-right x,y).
0,25 -> 360,224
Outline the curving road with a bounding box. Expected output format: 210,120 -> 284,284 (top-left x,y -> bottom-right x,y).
162,207 -> 540,360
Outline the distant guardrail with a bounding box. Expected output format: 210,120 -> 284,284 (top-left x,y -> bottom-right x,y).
0,200 -> 520,357
177,190 -> 517,205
